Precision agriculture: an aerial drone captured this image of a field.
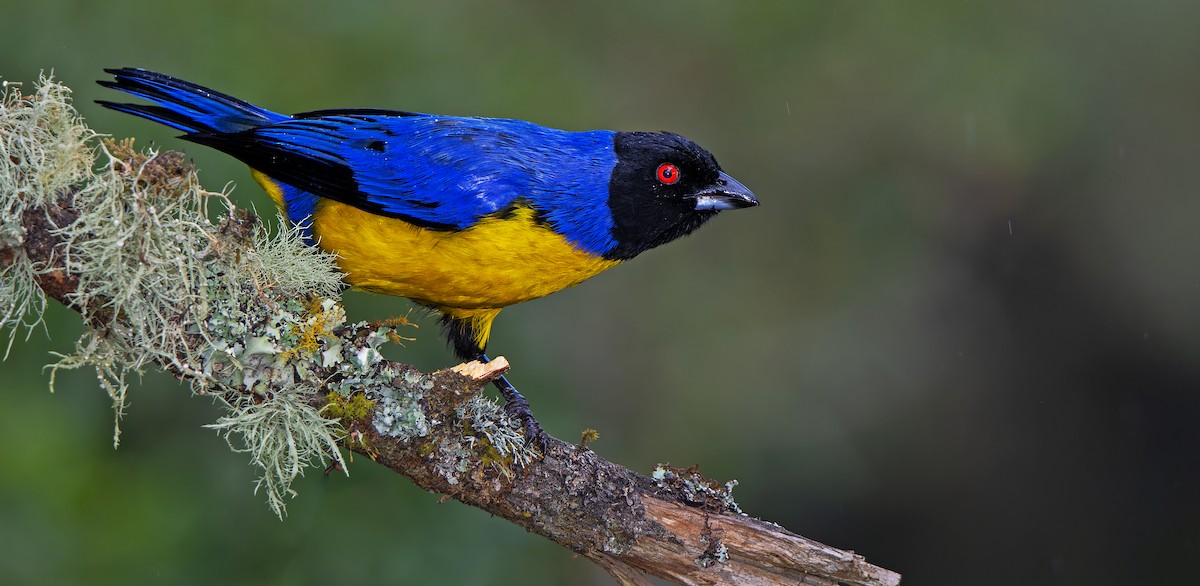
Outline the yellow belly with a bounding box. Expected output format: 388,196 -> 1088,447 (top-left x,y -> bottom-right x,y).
251,170 -> 620,312
311,199 -> 620,310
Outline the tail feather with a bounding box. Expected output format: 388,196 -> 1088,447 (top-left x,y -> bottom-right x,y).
97,68 -> 287,134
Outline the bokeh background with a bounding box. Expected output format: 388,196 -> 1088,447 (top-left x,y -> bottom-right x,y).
3,1 -> 1200,584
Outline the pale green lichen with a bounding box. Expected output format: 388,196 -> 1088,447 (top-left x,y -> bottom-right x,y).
652,464 -> 743,515
0,75 -> 97,357
422,393 -> 534,485
456,394 -> 536,472
206,383 -> 344,518
0,76 -> 352,516
695,537 -> 730,568
0,75 -> 534,517
372,372 -> 432,440
0,76 -> 98,207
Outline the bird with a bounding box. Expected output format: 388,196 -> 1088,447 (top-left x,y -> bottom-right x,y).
97,67 -> 758,446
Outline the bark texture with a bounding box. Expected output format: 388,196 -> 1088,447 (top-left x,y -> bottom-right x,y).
2,182 -> 900,586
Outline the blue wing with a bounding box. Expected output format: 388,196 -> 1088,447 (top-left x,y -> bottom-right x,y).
190,111 -> 602,231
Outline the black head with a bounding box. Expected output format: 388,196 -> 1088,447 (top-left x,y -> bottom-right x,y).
605,131 -> 757,261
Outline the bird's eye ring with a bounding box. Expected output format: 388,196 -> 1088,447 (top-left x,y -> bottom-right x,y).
656,163 -> 680,185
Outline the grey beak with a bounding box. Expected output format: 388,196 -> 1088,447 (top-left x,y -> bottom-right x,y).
692,171 -> 759,211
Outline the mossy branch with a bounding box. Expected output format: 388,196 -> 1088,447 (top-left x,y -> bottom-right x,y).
0,76 -> 900,586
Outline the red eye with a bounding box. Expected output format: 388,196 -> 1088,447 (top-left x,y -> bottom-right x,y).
656,163 -> 680,185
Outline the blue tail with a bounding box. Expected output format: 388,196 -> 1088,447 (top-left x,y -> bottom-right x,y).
97,68 -> 288,134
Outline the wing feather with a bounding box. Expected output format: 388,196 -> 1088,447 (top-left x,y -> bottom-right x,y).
187,114 -> 534,230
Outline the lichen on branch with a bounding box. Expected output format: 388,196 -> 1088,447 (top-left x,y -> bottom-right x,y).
0,75 -> 355,513
0,75 -> 534,517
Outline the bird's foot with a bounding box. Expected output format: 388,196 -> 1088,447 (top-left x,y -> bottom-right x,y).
492,373 -> 549,451
475,354 -> 548,451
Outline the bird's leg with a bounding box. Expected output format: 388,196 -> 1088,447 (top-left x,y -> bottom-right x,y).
479,353 -> 547,449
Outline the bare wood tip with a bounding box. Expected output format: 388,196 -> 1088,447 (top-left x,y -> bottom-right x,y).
450,355 -> 510,381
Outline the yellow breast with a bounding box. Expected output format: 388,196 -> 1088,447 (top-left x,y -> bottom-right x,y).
251,170 -> 620,312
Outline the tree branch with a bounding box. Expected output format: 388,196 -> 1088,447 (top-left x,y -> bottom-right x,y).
0,79 -> 900,586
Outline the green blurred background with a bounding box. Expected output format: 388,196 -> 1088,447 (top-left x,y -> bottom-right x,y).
4,1 -> 1200,584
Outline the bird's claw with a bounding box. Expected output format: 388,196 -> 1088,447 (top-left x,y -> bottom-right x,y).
499,387 -> 548,451
489,371 -> 548,452
514,413 -> 547,449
